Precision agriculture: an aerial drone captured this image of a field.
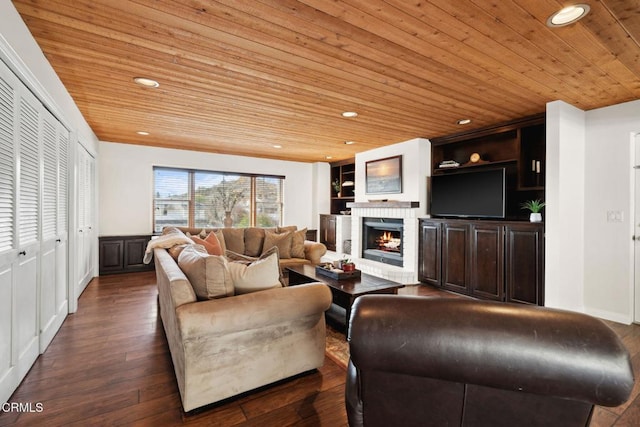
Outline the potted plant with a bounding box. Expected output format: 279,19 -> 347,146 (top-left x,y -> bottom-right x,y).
332,179 -> 341,197
341,258 -> 356,272
521,199 -> 545,222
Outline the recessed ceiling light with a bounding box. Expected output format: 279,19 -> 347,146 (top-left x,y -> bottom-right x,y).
547,4 -> 590,27
133,77 -> 160,88
457,119 -> 472,125
344,141 -> 355,145
342,111 -> 358,118
136,131 -> 150,135
326,156 -> 333,160
273,144 -> 282,149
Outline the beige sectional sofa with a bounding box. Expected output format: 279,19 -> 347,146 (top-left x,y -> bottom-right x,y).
176,226 -> 327,270
152,227 -> 332,412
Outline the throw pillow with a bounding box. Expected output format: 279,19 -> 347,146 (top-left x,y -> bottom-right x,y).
221,228 -> 245,255
227,246 -> 282,295
277,225 -> 298,233
244,227 -> 266,257
290,228 -> 307,259
214,230 -> 227,253
168,243 -> 207,260
204,231 -> 224,255
168,243 -> 189,260
190,235 -> 223,256
263,230 -> 292,259
178,245 -> 234,300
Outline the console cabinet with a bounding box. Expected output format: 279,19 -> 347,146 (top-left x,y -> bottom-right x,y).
99,235 -> 154,275
319,214 -> 337,251
419,219 -> 544,305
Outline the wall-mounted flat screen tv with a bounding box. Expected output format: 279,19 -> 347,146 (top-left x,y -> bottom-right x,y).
430,168 -> 506,218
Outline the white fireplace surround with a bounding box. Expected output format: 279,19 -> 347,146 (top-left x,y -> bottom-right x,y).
347,202 -> 421,284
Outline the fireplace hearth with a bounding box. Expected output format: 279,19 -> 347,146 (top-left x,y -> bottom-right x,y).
362,218 -> 403,267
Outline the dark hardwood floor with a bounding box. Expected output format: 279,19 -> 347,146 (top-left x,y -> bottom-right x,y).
1,271 -> 639,426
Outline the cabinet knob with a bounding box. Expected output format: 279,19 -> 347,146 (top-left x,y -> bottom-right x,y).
56,239 -> 62,243
19,250 -> 26,256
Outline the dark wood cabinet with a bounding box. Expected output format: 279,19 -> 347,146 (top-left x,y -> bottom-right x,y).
505,224 -> 544,305
441,222 -> 470,294
99,235 -> 154,275
419,219 -> 543,305
470,223 -> 504,301
418,221 -> 441,286
319,214 -> 337,251
100,239 -> 124,273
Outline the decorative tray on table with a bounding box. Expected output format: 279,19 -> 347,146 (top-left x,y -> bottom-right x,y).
315,264 -> 361,280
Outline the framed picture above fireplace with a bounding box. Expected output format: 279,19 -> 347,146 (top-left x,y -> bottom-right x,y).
365,155 -> 402,194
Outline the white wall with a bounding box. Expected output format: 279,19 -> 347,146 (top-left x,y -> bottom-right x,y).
354,138 -> 431,215
545,101 -> 586,312
99,141 -> 328,235
583,100 -> 640,323
547,99 -> 640,324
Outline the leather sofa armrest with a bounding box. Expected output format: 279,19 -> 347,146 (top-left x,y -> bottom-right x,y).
349,295 -> 635,407
346,359 -> 364,427
177,282 -> 331,340
303,240 -> 326,264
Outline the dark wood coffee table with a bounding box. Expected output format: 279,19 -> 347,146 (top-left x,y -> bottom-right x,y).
286,264 -> 404,334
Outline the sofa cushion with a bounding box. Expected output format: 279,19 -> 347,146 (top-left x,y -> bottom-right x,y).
221,228 -> 245,255
277,225 -> 298,233
244,227 -> 266,257
178,245 -> 234,300
291,228 -> 307,259
227,247 -> 282,295
263,230 -> 293,259
278,257 -> 311,269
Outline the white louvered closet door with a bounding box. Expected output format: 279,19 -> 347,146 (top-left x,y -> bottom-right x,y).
0,57 -> 70,404
0,58 -> 17,405
39,108 -> 69,352
14,83 -> 40,388
55,125 -> 69,335
76,144 -> 94,295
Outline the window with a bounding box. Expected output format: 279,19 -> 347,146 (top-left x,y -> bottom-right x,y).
153,167 -> 284,232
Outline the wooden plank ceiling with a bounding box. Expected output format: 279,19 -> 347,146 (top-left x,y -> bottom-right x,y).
12,0 -> 640,162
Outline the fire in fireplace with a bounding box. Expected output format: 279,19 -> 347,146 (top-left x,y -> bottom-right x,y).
362,218 -> 403,267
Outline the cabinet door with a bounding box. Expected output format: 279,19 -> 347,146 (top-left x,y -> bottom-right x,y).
441,222 -> 470,294
327,216 -> 337,250
320,215 -> 337,251
470,223 -> 504,301
99,239 -> 124,273
505,224 -> 544,305
124,237 -> 150,269
419,221 -> 441,286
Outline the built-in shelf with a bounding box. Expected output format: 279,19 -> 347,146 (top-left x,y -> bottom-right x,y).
434,159 -> 517,174
430,113 -> 545,220
330,159 -> 356,214
347,201 -> 419,209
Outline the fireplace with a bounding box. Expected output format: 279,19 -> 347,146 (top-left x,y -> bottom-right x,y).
362,217 -> 403,267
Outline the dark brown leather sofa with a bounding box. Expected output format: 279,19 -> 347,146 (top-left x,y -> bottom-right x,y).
346,295 -> 634,427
